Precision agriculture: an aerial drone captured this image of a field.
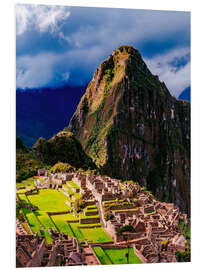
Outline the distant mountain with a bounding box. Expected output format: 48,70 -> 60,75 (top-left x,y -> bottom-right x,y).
178,87 -> 190,102
16,85 -> 87,146
68,45 -> 190,214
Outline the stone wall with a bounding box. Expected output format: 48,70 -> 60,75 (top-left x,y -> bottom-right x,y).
84,210 -> 98,216
26,238 -> 46,267
46,246 -> 57,266
47,211 -> 71,216
80,218 -> 100,224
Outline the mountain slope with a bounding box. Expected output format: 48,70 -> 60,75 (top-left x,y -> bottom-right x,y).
33,131 -> 97,171
68,45 -> 190,214
16,136 -> 44,181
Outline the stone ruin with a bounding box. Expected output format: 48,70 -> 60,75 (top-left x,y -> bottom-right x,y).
17,171 -> 189,265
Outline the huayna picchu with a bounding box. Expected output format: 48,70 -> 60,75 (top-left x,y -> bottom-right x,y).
68,45 -> 190,215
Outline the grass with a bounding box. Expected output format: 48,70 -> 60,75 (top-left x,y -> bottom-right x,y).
18,193 -> 29,203
23,179 -> 36,186
41,229 -> 52,244
78,223 -> 101,228
103,248 -> 142,264
27,189 -> 71,212
16,188 -> 31,194
79,212 -> 100,219
113,208 -> 138,212
21,222 -> 31,234
16,183 -> 25,188
36,211 -> 56,229
62,184 -> 74,195
80,227 -> 112,243
92,247 -> 112,264
68,181 -> 80,190
51,214 -> 74,237
17,187 -> 111,245
69,223 -> 84,242
22,208 -> 42,235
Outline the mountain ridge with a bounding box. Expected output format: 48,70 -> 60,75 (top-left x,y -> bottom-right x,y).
67,45 -> 190,214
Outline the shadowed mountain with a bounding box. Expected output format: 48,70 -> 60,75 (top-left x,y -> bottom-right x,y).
33,131 -> 97,171
68,45 -> 190,214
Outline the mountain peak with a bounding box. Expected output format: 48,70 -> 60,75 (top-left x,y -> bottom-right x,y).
68,46 -> 190,213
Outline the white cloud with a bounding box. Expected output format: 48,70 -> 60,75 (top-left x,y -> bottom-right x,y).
16,4 -> 70,36
16,53 -> 60,88
62,72 -> 70,81
144,47 -> 190,97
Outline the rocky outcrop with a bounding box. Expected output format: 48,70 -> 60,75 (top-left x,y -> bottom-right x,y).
68,45 -> 190,214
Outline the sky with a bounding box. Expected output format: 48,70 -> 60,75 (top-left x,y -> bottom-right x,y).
16,4 -> 190,98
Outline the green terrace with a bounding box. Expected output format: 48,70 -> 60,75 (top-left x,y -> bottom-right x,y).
62,184 -> 74,195
17,187 -> 112,245
16,186 -> 36,194
92,247 -> 142,264
67,180 -> 80,190
102,200 -> 138,209
86,205 -> 97,210
103,199 -> 126,205
27,189 -> 71,212
112,208 -> 139,212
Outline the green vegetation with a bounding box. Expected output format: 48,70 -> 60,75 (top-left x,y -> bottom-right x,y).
33,131 -> 97,171
16,136 -> 45,181
117,224 -> 135,235
21,222 -> 31,234
68,180 -> 80,190
36,211 -> 56,229
27,189 -> 70,212
81,227 -> 112,243
104,248 -> 142,264
51,215 -> 75,237
41,229 -> 52,244
92,247 -> 112,264
93,246 -> 142,265
49,162 -> 76,173
22,208 -> 42,235
175,245 -> 191,262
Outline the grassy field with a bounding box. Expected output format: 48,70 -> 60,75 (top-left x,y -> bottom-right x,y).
17,187 -> 112,246
51,214 -> 75,237
41,229 -> 52,244
68,181 -> 80,189
16,182 -> 26,188
27,189 -> 71,212
36,211 -> 56,229
80,227 -> 112,243
92,247 -> 112,264
17,193 -> 29,203
22,208 -> 42,235
103,248 -> 142,264
62,184 -> 74,195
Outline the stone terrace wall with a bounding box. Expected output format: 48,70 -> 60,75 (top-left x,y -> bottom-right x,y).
80,218 -> 100,224
46,246 -> 57,267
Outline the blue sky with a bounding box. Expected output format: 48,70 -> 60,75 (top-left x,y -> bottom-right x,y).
16,4 -> 190,97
